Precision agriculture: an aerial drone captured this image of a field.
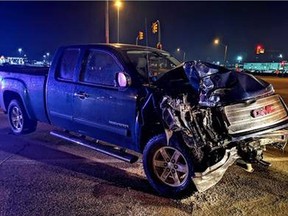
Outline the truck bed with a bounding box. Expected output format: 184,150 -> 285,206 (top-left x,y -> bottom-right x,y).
0,65 -> 49,123
0,65 -> 49,75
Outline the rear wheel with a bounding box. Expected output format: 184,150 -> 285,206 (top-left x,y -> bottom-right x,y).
8,99 -> 37,135
143,134 -> 195,198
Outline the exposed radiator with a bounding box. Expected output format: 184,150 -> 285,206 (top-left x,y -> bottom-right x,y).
224,94 -> 288,135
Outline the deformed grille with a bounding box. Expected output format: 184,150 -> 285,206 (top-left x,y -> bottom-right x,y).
224,94 -> 288,135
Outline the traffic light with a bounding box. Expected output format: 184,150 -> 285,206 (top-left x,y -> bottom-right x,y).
152,22 -> 158,34
138,31 -> 144,40
256,45 -> 261,54
256,45 -> 265,54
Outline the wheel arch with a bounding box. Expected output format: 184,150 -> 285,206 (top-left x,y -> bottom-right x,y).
3,90 -> 33,119
139,119 -> 165,152
137,93 -> 166,152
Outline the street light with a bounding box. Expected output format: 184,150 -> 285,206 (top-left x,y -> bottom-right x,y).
114,0 -> 123,43
214,39 -> 219,45
214,38 -> 228,66
237,56 -> 243,63
176,48 -> 186,62
18,48 -> 22,56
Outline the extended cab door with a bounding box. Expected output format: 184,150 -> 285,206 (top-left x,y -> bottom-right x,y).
73,49 -> 138,149
46,48 -> 82,131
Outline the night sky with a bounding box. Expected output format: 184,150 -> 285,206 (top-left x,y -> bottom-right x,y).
1,1 -> 288,63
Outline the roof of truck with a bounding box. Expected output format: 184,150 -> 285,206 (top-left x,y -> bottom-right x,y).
60,43 -> 168,53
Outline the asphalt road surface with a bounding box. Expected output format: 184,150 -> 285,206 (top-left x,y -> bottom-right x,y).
0,76 -> 287,216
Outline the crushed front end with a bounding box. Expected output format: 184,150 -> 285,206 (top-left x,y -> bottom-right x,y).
158,61 -> 288,192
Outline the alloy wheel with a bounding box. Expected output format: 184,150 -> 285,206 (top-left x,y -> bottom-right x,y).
152,146 -> 189,187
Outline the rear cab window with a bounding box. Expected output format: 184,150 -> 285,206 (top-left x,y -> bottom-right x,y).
57,48 -> 81,81
80,50 -> 123,87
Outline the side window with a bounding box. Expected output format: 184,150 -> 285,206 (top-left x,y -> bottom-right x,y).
80,50 -> 122,86
58,48 -> 80,81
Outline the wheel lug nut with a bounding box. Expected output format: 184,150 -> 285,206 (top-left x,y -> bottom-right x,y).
174,165 -> 178,169
171,159 -> 175,163
166,168 -> 170,172
166,159 -> 170,162
172,169 -> 175,173
164,163 -> 167,167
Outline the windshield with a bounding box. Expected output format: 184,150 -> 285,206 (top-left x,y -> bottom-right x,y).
126,50 -> 181,80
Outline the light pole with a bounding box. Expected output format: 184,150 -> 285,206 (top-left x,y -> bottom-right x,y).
105,0 -> 109,43
46,52 -> 50,64
114,0 -> 122,43
177,48 -> 186,62
214,38 -> 228,66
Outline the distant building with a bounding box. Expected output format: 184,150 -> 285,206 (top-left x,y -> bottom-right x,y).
0,56 -> 49,67
243,61 -> 288,75
0,56 -> 25,65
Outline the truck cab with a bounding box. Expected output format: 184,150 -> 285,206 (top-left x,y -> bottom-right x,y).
46,44 -> 181,152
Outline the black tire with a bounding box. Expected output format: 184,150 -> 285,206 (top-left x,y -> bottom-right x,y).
143,134 -> 195,199
8,99 -> 37,135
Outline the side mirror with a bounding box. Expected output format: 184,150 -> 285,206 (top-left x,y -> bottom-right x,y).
116,72 -> 132,88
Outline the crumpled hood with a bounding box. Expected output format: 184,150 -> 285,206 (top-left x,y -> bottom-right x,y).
156,61 -> 274,107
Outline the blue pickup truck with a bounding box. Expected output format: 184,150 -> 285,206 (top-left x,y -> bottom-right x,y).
1,44 -> 288,198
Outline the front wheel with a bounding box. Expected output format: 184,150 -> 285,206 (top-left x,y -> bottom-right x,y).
8,99 -> 37,135
143,134 -> 195,198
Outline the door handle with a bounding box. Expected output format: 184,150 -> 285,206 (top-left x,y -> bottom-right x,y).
74,92 -> 89,99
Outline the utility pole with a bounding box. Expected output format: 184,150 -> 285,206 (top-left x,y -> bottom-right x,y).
145,18 -> 149,47
214,38 -> 228,66
224,44 -> 228,66
157,20 -> 161,49
114,0 -> 123,43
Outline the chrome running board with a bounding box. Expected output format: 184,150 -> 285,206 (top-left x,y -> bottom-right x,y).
50,130 -> 138,164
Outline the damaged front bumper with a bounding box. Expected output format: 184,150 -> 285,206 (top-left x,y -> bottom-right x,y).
191,129 -> 288,192
192,147 -> 240,192
255,129 -> 288,150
